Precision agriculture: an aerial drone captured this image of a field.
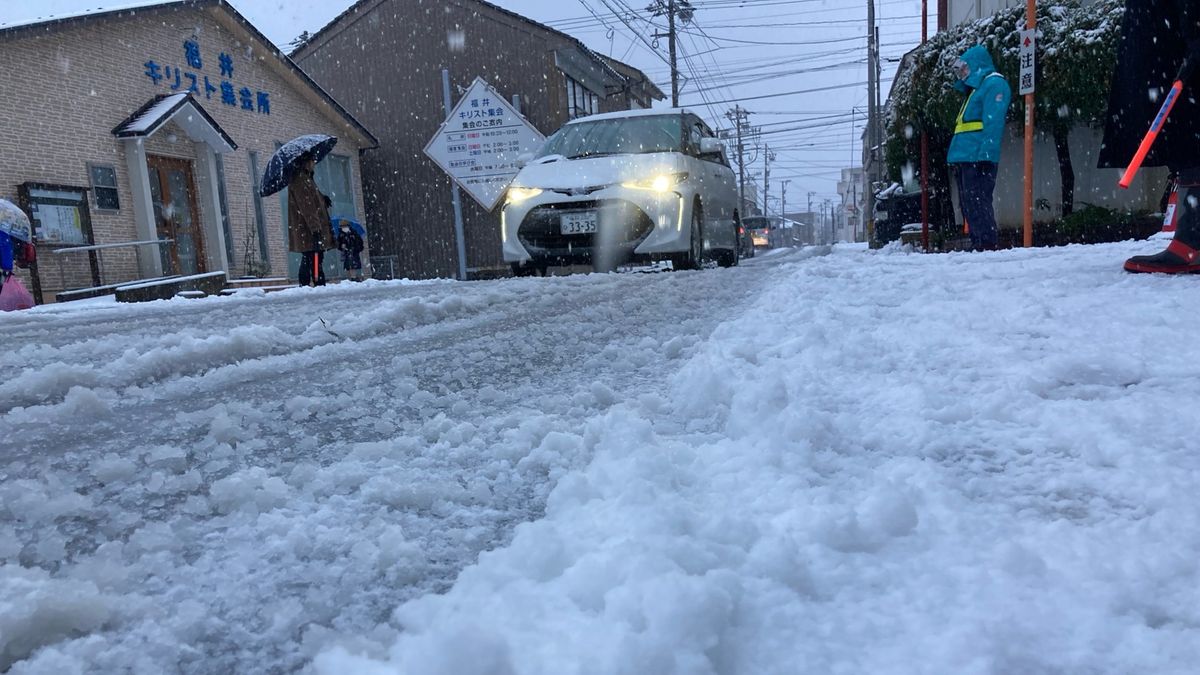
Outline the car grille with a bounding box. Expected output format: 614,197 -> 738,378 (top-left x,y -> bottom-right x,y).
518,200 -> 654,256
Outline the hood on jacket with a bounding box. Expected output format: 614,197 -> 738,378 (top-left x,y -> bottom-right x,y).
954,45 -> 997,92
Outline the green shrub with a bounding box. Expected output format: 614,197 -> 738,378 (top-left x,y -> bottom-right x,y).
1052,203 -> 1159,244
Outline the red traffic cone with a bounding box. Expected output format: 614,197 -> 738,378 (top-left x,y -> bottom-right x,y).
1163,185 -> 1180,233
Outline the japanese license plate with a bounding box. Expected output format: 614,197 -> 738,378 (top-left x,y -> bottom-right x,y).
560,211 -> 598,235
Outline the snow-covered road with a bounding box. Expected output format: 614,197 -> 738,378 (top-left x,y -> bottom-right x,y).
0,252 -> 796,673
6,240 -> 1200,675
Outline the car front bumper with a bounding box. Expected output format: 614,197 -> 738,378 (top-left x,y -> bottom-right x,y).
502,186 -> 694,264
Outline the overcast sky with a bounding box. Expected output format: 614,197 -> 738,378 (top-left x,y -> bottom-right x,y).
0,0 -> 931,213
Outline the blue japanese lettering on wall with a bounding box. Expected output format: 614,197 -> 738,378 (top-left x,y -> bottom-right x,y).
144,60 -> 162,84
184,40 -> 203,69
141,40 -> 272,115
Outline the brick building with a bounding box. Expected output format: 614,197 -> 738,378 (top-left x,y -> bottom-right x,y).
292,0 -> 664,280
0,0 -> 377,303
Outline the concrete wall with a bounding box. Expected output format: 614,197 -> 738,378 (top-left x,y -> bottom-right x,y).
972,126 -> 1166,229
0,4 -> 370,299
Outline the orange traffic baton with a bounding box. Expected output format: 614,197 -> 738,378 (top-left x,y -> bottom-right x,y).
1119,80 -> 1184,189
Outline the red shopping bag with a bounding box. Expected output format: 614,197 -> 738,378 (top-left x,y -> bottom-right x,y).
0,276 -> 34,311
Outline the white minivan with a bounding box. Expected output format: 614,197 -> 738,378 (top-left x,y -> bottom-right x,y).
501,108 -> 740,274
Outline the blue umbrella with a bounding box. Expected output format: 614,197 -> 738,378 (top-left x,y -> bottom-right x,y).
0,199 -> 32,242
259,134 -> 338,197
332,217 -> 366,238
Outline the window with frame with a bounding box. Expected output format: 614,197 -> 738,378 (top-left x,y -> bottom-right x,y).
88,163 -> 120,211
565,75 -> 599,120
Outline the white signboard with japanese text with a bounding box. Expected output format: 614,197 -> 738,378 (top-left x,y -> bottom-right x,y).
1018,30 -> 1036,95
424,77 -> 546,211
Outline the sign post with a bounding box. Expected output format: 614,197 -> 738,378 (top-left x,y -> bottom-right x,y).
425,76 -> 546,279
440,70 -> 468,281
1020,19 -> 1036,247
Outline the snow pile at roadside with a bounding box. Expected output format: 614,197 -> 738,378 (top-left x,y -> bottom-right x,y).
317,241 -> 1200,674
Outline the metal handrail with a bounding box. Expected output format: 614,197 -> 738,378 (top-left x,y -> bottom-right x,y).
51,238 -> 174,254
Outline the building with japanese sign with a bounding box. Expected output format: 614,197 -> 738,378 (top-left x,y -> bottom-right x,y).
0,0 -> 378,303
293,0 -> 664,280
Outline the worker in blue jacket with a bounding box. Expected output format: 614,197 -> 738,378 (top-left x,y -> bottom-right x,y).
947,45 -> 1012,251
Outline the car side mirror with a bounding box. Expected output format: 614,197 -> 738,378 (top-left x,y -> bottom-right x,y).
699,138 -> 722,156
517,153 -> 533,168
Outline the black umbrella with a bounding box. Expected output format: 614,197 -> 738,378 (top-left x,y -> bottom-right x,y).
259,134 -> 338,197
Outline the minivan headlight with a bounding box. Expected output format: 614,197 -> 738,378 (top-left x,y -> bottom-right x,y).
622,172 -> 688,192
507,187 -> 543,204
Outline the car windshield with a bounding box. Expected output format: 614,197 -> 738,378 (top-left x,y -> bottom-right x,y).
537,115 -> 683,159
743,218 -> 774,230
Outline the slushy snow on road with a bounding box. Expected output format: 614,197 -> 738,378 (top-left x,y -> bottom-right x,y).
4,242 -> 1200,674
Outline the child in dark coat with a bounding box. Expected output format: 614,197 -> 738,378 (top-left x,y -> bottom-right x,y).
336,219 -> 365,281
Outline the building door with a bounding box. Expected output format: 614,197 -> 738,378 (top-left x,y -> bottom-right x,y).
147,155 -> 206,276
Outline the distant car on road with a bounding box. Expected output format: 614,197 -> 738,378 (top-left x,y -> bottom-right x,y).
501,108 -> 741,274
742,215 -> 779,250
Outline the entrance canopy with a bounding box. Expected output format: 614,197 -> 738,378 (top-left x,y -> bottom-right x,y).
112,92 -> 237,153
113,93 -> 237,279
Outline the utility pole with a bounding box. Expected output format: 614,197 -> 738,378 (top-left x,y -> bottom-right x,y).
866,0 -> 879,244
1023,0 -> 1035,247
762,145 -> 775,216
781,179 -> 792,244
726,105 -> 752,218
921,0 -> 930,251
866,0 -> 877,181
649,0 -> 694,107
807,191 -> 815,242
824,199 -> 833,244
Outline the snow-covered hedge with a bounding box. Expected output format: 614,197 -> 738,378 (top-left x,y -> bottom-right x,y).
884,0 -> 1124,180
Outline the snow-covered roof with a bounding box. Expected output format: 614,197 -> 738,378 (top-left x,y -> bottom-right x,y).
0,0 -> 182,33
112,93 -> 237,153
117,92 -> 190,135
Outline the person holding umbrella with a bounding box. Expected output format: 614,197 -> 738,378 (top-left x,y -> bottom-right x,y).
259,134 -> 339,286
288,153 -> 335,286
0,198 -> 36,310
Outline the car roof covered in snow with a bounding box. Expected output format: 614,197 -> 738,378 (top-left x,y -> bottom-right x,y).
563,108 -> 697,125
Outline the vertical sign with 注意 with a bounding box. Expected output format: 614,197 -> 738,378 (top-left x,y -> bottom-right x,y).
424,77 -> 546,211
1018,29 -> 1036,95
